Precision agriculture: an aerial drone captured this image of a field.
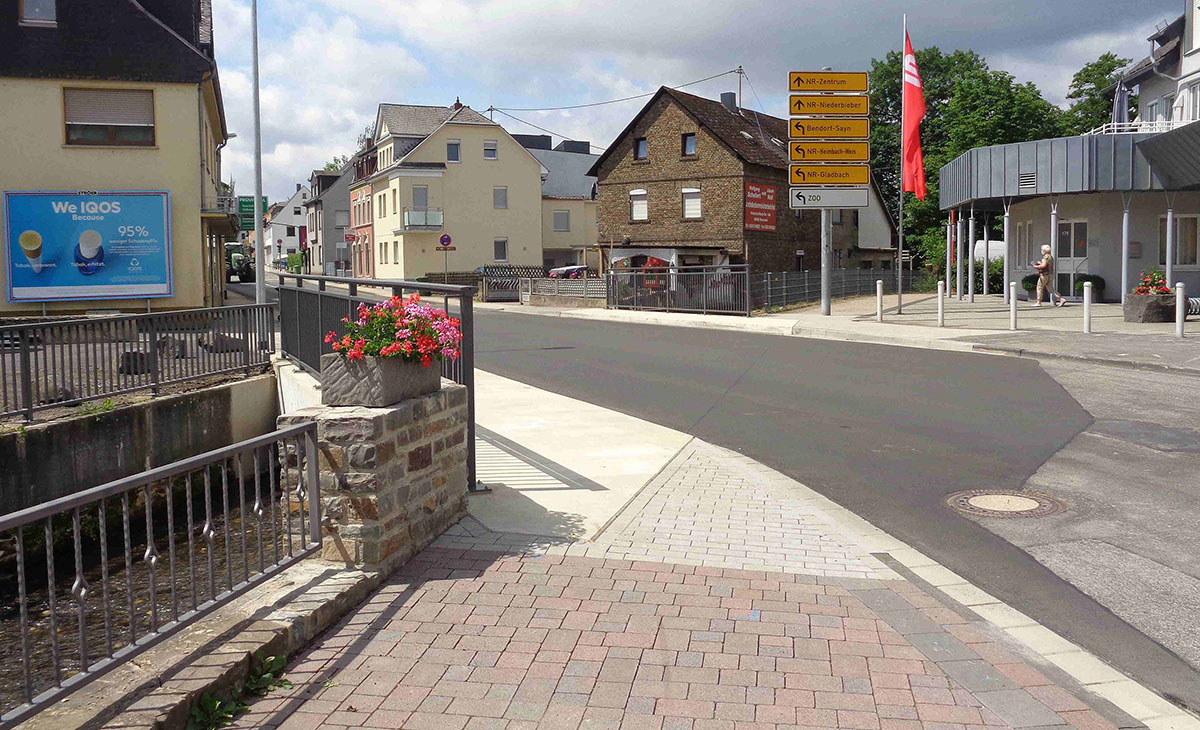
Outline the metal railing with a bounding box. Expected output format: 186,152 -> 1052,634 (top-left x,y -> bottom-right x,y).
0,422 -> 321,725
520,277 -> 606,301
0,304 -> 276,421
752,269 -> 916,310
402,207 -> 444,229
1083,120 -> 1190,135
201,195 -> 237,214
606,265 -> 751,316
274,273 -> 480,492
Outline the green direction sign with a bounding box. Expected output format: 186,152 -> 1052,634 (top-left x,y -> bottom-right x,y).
239,213 -> 256,231
236,195 -> 267,214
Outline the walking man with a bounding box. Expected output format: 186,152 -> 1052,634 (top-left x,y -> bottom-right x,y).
1031,244 -> 1065,307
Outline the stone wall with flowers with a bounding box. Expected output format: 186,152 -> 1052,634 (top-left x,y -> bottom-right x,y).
278,382 -> 468,571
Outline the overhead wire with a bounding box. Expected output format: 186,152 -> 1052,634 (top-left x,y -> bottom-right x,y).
491,69 -> 739,112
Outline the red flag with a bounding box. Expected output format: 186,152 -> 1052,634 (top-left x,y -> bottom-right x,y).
901,31 -> 927,200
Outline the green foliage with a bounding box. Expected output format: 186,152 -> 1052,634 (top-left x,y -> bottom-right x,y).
323,155 -> 350,172
79,398 -> 116,416
286,253 -> 303,273
968,257 -> 1006,295
244,653 -> 292,697
1022,274 -> 1039,292
186,692 -> 246,730
1064,53 -> 1133,134
1074,274 -> 1106,296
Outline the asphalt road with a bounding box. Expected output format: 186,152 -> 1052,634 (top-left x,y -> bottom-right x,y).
469,308 -> 1200,711
232,280 -> 1200,707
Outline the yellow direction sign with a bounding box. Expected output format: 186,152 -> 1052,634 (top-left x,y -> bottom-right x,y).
788,117 -> 869,139
788,71 -> 869,93
790,164 -> 872,186
789,140 -> 870,162
789,94 -> 869,116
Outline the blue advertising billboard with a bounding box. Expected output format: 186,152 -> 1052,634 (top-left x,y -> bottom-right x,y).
3,190 -> 172,302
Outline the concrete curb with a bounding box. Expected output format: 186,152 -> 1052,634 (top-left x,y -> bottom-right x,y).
971,344 -> 1200,377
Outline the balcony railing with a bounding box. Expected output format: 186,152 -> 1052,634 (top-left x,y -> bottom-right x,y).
1083,119 -> 1191,135
201,195 -> 236,214
403,207 -> 444,230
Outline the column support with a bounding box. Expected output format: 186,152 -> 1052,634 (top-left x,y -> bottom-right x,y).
1166,192 -> 1177,286
956,209 -> 965,300
968,206 -> 976,303
1049,197 -> 1059,299
1121,192 -> 1132,304
1002,199 -> 1012,305
945,219 -> 953,297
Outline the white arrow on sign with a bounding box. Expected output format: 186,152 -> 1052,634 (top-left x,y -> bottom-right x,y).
789,186 -> 869,210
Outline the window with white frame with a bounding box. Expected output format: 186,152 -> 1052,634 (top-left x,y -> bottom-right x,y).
293,207 -> 301,215
394,241 -> 399,262
493,187 -> 507,209
483,140 -> 498,160
682,188 -> 701,219
1190,83 -> 1200,121
553,210 -> 570,231
413,185 -> 428,209
64,88 -> 155,146
1164,93 -> 1176,121
1147,100 -> 1160,122
446,140 -> 460,163
1159,214 -> 1200,266
493,238 -> 508,262
629,189 -> 648,221
381,240 -> 387,264
20,0 -> 55,25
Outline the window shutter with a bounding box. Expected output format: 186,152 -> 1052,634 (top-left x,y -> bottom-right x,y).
682,189 -> 701,219
64,88 -> 154,126
553,210 -> 570,231
630,190 -> 648,221
494,187 -> 507,208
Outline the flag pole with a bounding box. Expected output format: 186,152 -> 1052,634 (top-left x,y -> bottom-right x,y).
897,13 -> 906,314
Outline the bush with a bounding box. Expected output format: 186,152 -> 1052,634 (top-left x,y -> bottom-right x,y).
285,253 -> 302,273
1074,274 -> 1105,297
1022,274 -> 1039,292
1133,267 -> 1171,295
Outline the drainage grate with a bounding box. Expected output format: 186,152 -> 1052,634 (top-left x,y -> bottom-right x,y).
946,490 -> 1064,519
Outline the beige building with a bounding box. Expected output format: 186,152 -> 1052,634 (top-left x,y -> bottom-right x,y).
0,0 -> 235,314
349,101 -> 544,280
514,135 -> 601,270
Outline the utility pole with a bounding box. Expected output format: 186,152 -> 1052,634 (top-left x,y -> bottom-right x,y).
251,0 -> 266,303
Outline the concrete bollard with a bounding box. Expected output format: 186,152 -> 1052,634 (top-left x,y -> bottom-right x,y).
1009,282 -> 1018,330
937,281 -> 945,327
1177,282 -> 1187,338
1083,281 -> 1092,334
876,280 -> 884,322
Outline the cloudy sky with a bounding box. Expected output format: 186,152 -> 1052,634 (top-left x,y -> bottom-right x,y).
212,0 -> 1183,201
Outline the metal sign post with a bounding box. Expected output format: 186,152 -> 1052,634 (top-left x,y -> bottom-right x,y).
437,233 -> 454,283
788,69 -> 871,316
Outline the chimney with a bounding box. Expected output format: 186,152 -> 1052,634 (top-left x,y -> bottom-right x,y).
296,183 -> 302,191
720,92 -> 738,113
452,96 -> 462,110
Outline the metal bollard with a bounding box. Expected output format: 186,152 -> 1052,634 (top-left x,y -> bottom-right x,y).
937,280 -> 945,327
1083,281 -> 1092,334
1178,282 -> 1187,338
876,280 -> 883,322
1009,282 -> 1018,330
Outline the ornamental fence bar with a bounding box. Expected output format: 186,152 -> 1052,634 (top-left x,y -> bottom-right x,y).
520,277 -> 607,302
0,422 -> 321,726
274,273 -> 480,492
0,304 -> 276,421
751,270 -> 917,310
606,265 -> 751,316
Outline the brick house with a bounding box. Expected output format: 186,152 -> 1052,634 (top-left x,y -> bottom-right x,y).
589,87 -> 895,273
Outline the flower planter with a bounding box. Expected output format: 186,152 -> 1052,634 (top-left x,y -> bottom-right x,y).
320,354 -> 441,407
1123,294 -> 1176,323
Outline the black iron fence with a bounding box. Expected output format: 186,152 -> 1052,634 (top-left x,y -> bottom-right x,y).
0,304 -> 276,421
752,270 -> 917,310
275,273 -> 479,491
0,422 -> 321,725
606,265 -> 751,316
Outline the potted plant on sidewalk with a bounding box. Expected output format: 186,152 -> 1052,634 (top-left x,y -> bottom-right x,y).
1123,268 -> 1175,323
321,293 -> 462,407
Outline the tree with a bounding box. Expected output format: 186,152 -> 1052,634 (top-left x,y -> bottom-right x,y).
322,155 -> 350,171
1063,53 -> 1133,134
356,123 -> 375,150
869,48 -> 1066,276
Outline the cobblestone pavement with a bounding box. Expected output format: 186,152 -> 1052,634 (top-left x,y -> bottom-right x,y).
234,441 -> 1140,730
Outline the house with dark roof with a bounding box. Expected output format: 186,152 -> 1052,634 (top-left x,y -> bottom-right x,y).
940,0 -> 1200,304
588,87 -> 895,274
348,100 -> 544,279
1,0 -> 237,313
514,135 -> 601,270
304,168 -> 353,274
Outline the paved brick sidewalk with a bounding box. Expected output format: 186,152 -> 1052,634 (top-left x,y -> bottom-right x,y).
233,441 -> 1140,730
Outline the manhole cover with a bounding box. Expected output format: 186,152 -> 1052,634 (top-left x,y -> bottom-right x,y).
946,490 -> 1064,518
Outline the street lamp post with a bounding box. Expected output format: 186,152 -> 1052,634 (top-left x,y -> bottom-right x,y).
251,0 -> 266,304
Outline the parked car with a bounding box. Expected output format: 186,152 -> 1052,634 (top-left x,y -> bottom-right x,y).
548,265 -> 588,279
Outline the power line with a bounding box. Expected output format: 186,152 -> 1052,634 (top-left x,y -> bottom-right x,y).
487,108 -> 608,152
491,69 -> 739,112
739,68 -> 770,146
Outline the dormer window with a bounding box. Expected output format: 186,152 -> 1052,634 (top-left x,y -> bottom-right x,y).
20,0 -> 55,25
